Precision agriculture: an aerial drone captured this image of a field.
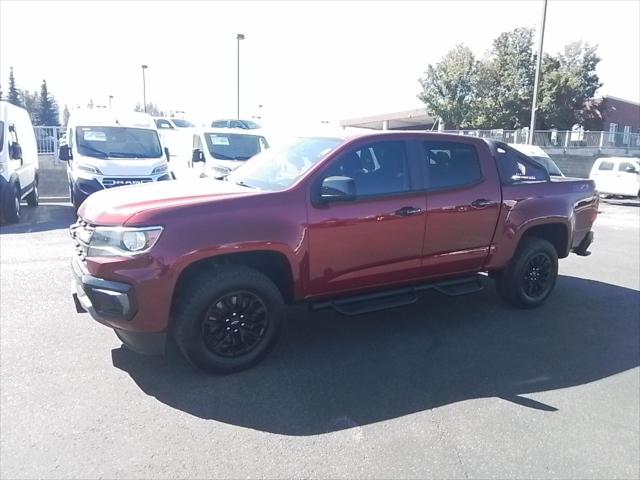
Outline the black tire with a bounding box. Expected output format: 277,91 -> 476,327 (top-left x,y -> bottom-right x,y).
25,180 -> 39,207
2,182 -> 21,224
173,266 -> 285,374
495,237 -> 558,309
70,184 -> 82,214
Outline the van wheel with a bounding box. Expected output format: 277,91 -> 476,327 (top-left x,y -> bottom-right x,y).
26,182 -> 39,207
2,183 -> 21,224
173,266 -> 285,374
495,237 -> 558,309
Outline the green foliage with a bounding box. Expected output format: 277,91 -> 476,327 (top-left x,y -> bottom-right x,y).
537,41 -> 602,129
7,67 -> 22,107
22,90 -> 40,124
63,105 -> 70,127
418,29 -> 602,130
418,45 -> 479,129
134,102 -> 162,116
37,79 -> 60,126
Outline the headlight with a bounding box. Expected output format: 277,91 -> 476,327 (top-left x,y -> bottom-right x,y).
78,164 -> 103,175
152,163 -> 168,175
87,226 -> 163,257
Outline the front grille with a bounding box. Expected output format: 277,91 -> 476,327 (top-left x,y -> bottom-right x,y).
69,218 -> 94,261
101,178 -> 152,188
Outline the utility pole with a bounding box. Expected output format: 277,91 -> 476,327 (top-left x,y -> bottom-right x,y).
528,0 -> 548,145
109,95 -> 113,108
236,34 -> 245,119
141,64 -> 148,113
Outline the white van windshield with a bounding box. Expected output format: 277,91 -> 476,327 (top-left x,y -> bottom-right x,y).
204,133 -> 267,161
76,126 -> 163,159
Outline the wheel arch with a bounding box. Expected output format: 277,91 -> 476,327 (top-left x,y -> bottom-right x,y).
519,221 -> 570,259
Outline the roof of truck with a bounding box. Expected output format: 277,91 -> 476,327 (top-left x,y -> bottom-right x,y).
68,109 -> 157,129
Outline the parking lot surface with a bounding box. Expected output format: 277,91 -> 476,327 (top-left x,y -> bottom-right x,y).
1,199 -> 638,479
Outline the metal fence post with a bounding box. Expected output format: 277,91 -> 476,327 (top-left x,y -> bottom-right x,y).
599,131 -> 604,149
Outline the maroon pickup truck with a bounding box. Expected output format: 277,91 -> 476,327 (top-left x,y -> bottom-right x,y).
70,132 -> 598,373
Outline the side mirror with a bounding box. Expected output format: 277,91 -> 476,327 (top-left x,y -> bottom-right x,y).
164,147 -> 171,162
191,149 -> 205,163
625,165 -> 638,174
10,142 -> 22,160
319,176 -> 356,202
58,144 -> 71,161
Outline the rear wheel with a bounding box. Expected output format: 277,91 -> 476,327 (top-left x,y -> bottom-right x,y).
495,237 -> 558,309
173,266 -> 285,374
25,181 -> 39,207
2,182 -> 21,224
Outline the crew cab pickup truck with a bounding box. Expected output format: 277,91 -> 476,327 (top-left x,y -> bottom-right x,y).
70,132 -> 598,373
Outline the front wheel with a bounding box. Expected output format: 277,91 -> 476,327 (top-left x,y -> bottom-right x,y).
2,183 -> 21,224
172,266 -> 285,374
495,237 -> 558,309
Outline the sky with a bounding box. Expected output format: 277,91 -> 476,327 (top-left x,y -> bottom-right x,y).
1,0 -> 638,127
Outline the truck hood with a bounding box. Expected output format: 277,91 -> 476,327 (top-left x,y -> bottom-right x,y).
79,178 -> 256,225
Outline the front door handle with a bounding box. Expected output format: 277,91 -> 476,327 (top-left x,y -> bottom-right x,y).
394,206 -> 423,217
471,198 -> 494,209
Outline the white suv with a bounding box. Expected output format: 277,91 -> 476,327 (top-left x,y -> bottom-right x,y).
589,157 -> 640,198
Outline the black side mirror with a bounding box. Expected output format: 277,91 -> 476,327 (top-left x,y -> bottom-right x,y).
10,142 -> 23,160
164,147 -> 171,162
58,144 -> 71,161
319,176 -> 356,202
191,149 -> 205,163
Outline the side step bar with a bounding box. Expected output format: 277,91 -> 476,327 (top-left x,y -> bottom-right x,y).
310,275 -> 484,316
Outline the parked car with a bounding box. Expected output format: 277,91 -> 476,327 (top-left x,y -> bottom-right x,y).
191,128 -> 269,178
589,157 -> 640,198
0,101 -> 39,223
509,143 -> 564,177
70,132 -> 598,374
58,109 -> 173,212
153,117 -> 195,129
211,119 -> 261,129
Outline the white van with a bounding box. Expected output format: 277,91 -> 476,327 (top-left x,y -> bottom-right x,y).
0,101 -> 39,223
59,110 -> 172,211
191,128 -> 269,178
589,157 -> 640,198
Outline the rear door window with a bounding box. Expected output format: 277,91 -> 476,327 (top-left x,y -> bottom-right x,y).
155,119 -> 174,129
423,141 -> 482,189
496,146 -> 549,183
618,161 -> 636,172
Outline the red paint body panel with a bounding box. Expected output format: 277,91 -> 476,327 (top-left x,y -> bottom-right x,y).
76,132 -> 598,335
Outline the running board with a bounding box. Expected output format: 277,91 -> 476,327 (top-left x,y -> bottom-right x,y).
311,275 -> 483,316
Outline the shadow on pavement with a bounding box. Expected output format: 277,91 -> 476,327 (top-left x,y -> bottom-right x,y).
112,275 -> 639,436
0,203 -> 75,234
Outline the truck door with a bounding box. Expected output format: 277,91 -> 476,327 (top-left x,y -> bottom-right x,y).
307,139 -> 426,297
7,123 -> 35,194
420,139 -> 501,276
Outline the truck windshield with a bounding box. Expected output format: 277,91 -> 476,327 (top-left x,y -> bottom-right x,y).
0,121 -> 4,152
204,133 -> 267,161
171,119 -> 194,128
76,126 -> 163,159
226,137 -> 345,191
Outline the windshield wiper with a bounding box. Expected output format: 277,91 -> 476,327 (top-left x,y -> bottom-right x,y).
79,145 -> 108,158
212,153 -> 235,160
235,181 -> 257,189
108,152 -> 147,158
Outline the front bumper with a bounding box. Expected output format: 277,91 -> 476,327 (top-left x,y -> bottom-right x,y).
71,259 -> 165,354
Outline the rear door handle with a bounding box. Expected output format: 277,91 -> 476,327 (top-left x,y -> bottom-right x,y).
394,206 -> 423,217
471,198 -> 494,209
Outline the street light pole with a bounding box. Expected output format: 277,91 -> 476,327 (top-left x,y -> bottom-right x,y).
109,95 -> 113,108
528,0 -> 548,145
236,34 -> 245,119
141,64 -> 148,113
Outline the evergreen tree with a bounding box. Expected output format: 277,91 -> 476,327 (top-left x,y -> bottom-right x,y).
7,67 -> 22,107
63,105 -> 70,126
37,79 -> 60,126
22,90 -> 40,124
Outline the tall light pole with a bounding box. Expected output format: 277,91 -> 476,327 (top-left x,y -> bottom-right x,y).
108,95 -> 113,108
528,0 -> 548,145
141,64 -> 148,113
236,34 -> 245,119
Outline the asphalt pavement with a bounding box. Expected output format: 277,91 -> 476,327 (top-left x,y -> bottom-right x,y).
0,198 -> 638,479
